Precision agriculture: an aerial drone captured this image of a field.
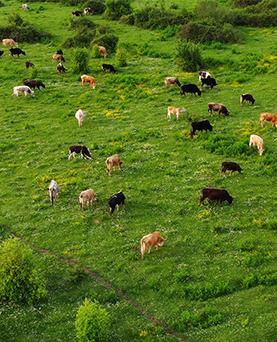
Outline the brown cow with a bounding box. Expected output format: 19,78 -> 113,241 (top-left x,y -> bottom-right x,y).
167,106 -> 186,120
99,46 -> 107,58
221,162 -> 243,177
106,154 -> 123,176
259,113 -> 277,128
140,231 -> 165,260
208,102 -> 229,117
53,54 -> 66,63
164,77 -> 181,88
198,188 -> 233,207
81,75 -> 96,89
78,188 -> 96,210
240,94 -> 255,106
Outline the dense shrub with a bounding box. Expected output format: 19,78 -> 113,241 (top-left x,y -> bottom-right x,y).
104,0 -> 132,20
64,31 -> 96,48
83,0 -> 106,14
72,48 -> 90,74
115,46 -> 127,67
68,17 -> 98,31
75,299 -> 109,342
231,0 -> 262,7
195,0 -> 234,24
91,33 -> 119,53
91,44 -> 102,58
0,237 -> 47,303
175,40 -> 204,72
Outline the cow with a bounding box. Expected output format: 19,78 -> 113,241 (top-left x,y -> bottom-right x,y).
23,79 -> 45,90
84,7 -> 93,15
25,60 -> 34,70
198,71 -> 211,82
221,162 -> 243,177
108,191 -> 125,217
180,84 -> 201,97
99,46 -> 107,58
167,106 -> 186,120
249,134 -> 265,156
140,231 -> 165,260
102,63 -> 116,73
22,4 -> 30,10
12,85 -> 35,98
68,145 -> 92,160
240,94 -> 255,106
81,75 -> 96,88
208,102 -> 229,117
259,112 -> 277,128
47,180 -> 59,205
78,188 -> 96,210
164,77 -> 181,88
72,10 -> 83,16
201,77 -> 217,89
56,49 -> 63,55
106,154 -> 123,176
75,109 -> 87,127
53,54 -> 66,63
190,119 -> 213,138
57,62 -> 66,75
0,51 -> 4,57
2,39 -> 18,47
198,188 -> 233,207
9,48 -> 25,58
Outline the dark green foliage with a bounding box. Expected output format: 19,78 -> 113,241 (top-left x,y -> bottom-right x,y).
195,0 -> 234,24
68,17 -> 98,31
0,1 -> 4,7
72,48 -> 90,74
231,0 -> 264,7
104,0 -> 132,20
175,40 -> 204,72
83,0 -> 106,14
64,31 -> 96,48
91,33 -> 118,53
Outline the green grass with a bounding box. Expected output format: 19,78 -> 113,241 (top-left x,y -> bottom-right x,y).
1,1 -> 277,341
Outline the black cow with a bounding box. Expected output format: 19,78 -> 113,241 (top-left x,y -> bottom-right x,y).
72,10 -> 83,16
25,60 -> 35,70
221,162 -> 243,177
0,51 -> 4,57
180,84 -> 201,97
68,145 -> 91,160
201,77 -> 217,89
23,79 -> 45,90
102,63 -> 117,73
191,119 -> 213,138
240,94 -> 255,106
9,48 -> 26,58
108,191 -> 125,217
198,188 -> 233,207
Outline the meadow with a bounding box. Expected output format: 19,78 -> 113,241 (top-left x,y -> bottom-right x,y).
1,0 -> 277,341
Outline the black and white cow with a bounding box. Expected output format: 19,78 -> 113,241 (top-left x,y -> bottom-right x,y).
201,77 -> 217,89
68,145 -> 92,160
108,191 -> 126,217
102,63 -> 117,73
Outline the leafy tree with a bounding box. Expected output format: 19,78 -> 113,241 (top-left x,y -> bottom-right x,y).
175,40 -> 204,72
115,46 -> 127,67
72,48 -> 90,74
104,0 -> 132,20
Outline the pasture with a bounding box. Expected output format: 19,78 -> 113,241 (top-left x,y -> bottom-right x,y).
1,0 -> 277,341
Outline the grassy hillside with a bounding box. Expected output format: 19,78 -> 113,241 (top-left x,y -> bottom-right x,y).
1,1 -> 277,341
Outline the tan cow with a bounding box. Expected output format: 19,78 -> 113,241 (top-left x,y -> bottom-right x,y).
167,106 -> 186,120
140,231 -> 165,260
164,77 -> 181,88
99,45 -> 107,58
106,154 -> 123,176
75,109 -> 87,127
249,134 -> 265,156
208,102 -> 229,117
2,39 -> 18,47
52,54 -> 66,63
78,188 -> 96,210
259,112 -> 277,128
81,75 -> 96,89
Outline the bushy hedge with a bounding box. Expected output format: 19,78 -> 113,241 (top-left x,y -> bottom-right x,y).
64,31 -> 96,48
175,40 -> 205,72
91,33 -> 119,53
72,48 -> 90,74
104,0 -> 132,20
68,17 -> 98,31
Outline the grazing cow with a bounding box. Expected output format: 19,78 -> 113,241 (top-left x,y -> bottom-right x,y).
56,49 -> 63,55
12,85 -> 35,98
9,48 -> 26,58
198,71 -> 211,82
68,145 -> 92,160
221,161 -> 243,177
72,10 -> 83,16
81,75 -> 96,88
108,191 -> 125,217
164,77 -> 181,88
2,39 -> 18,47
23,79 -> 45,90
240,94 -> 255,106
198,188 -> 233,207
78,188 -> 96,210
84,7 -> 93,15
57,62 -> 66,75
99,46 -> 107,58
22,4 -> 30,10
0,51 -> 4,57
102,63 -> 116,73
167,106 -> 186,120
201,77 -> 217,89
180,84 -> 201,97
249,134 -> 265,156
75,109 -> 87,127
25,60 -> 34,70
208,102 -> 229,117
140,231 -> 165,260
47,180 -> 59,205
190,119 -> 213,138
259,112 -> 277,128
106,154 -> 123,176
53,54 -> 66,63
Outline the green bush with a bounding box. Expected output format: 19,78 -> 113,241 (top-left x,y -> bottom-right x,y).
115,46 -> 127,67
0,237 -> 47,303
91,44 -> 102,58
64,31 -> 96,48
175,40 -> 204,72
72,48 -> 90,74
104,0 -> 132,20
91,33 -> 119,53
75,299 -> 109,342
68,17 -> 98,31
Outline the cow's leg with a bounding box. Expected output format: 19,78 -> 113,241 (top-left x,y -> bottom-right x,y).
214,200 -> 218,206
198,196 -> 204,206
219,200 -> 223,207
167,111 -> 171,119
116,204 -> 119,211
148,248 -> 151,254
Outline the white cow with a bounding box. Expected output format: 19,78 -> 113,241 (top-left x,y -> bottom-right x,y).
12,86 -> 35,98
75,109 -> 87,127
22,4 -> 30,10
249,134 -> 265,156
47,180 -> 59,205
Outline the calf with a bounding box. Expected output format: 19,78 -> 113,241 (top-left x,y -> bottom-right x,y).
68,145 -> 92,160
78,188 -> 96,210
106,154 -> 123,176
167,106 -> 186,120
164,77 -> 181,88
221,161 -> 243,177
2,39 -> 18,47
47,180 -> 59,205
180,84 -> 201,97
191,119 -> 213,138
75,109 -> 87,127
208,102 -> 229,117
249,134 -> 265,156
84,7 -> 93,15
12,85 -> 35,98
9,48 -> 26,58
53,53 -> 66,63
198,187 -> 233,207
0,51 -> 4,57
81,75 -> 96,88
23,79 -> 45,90
99,46 -> 107,58
140,231 -> 165,260
57,62 -> 66,75
72,10 -> 83,16
198,71 -> 211,82
108,191 -> 125,217
25,60 -> 34,70
102,63 -> 116,73
241,94 -> 255,106
201,77 -> 217,89
259,112 -> 277,128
